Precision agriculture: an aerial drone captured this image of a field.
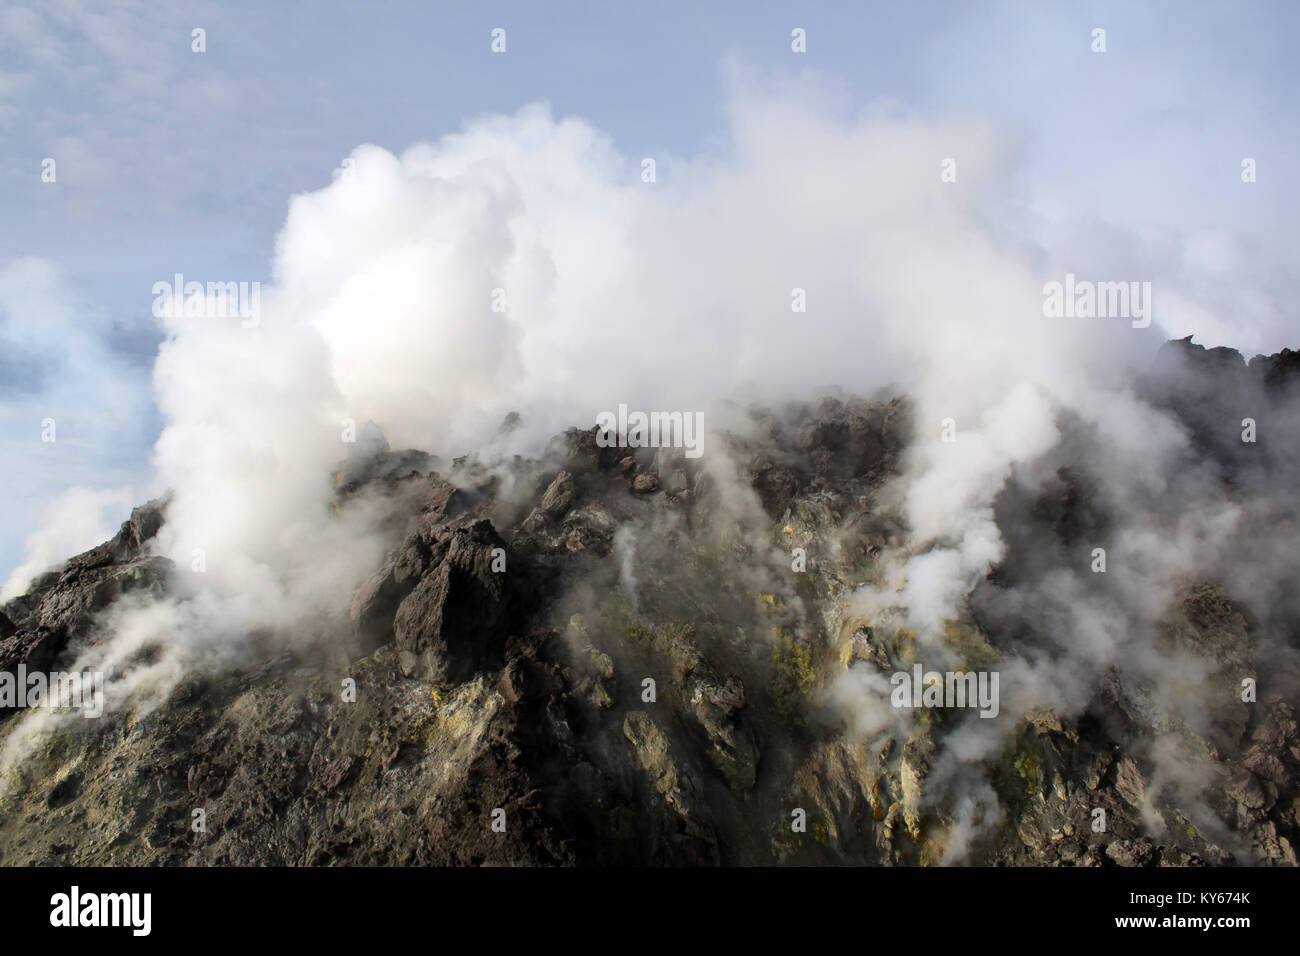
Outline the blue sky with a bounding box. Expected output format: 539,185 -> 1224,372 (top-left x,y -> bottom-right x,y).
1,0 -> 1297,587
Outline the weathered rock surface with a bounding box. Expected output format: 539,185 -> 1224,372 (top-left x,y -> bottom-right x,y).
1,500 -> 169,689
1,342 -> 1297,867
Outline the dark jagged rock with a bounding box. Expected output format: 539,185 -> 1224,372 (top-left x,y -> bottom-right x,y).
1,344 -> 1297,866
1249,347 -> 1300,395
392,519 -> 518,683
1,498 -> 170,694
1145,335 -> 1300,484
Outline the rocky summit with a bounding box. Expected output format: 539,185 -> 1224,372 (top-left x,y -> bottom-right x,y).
0,339 -> 1297,867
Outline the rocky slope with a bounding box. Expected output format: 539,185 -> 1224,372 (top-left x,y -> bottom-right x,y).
0,338 -> 1296,866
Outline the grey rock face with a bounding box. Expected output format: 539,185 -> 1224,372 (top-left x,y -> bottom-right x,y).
1,499 -> 170,691
392,520 -> 514,683
540,471 -> 576,517
1,343 -> 1298,867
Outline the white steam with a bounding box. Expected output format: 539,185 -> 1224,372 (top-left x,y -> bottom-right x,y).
5,76 -> 1291,864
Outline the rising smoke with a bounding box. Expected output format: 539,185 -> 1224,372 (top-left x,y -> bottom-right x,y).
4,77 -> 1297,862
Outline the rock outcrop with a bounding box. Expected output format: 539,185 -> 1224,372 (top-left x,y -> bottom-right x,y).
0,342 -> 1296,867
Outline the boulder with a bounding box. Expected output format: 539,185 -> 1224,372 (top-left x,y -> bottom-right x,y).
540,471 -> 576,517
392,520 -> 515,682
